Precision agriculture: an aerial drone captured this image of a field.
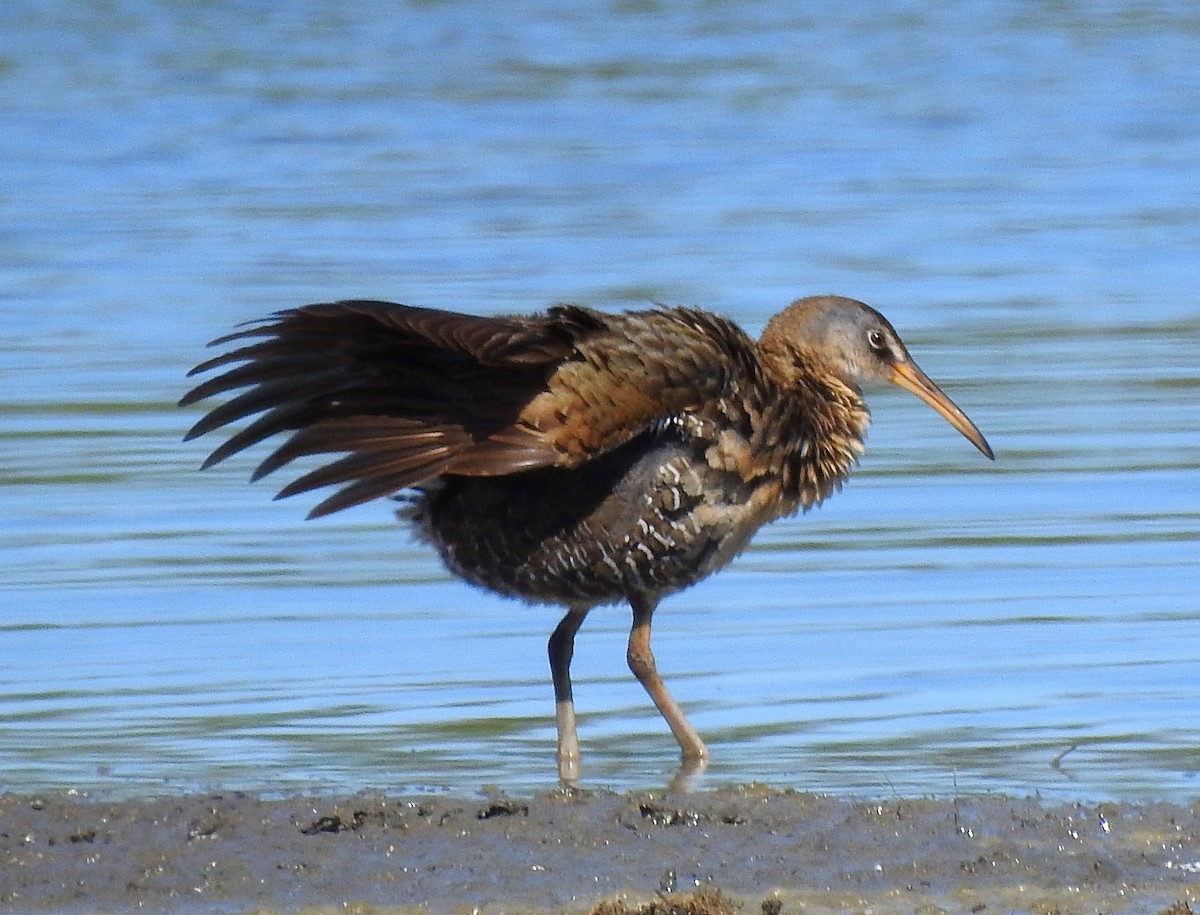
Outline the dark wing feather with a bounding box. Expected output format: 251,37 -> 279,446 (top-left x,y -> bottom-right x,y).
182,300 -> 593,514
182,299 -> 756,517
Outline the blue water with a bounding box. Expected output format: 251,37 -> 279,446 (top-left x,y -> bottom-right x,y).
2,0 -> 1198,800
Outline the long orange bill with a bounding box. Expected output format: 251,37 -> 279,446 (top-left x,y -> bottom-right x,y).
890,361 -> 994,460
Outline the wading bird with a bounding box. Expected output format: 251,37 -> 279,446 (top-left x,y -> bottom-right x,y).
182,295 -> 992,785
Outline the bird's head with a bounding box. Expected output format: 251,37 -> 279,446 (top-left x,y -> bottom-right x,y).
760,295 -> 994,459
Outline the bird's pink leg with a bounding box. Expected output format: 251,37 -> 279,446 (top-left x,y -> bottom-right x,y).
627,595 -> 709,764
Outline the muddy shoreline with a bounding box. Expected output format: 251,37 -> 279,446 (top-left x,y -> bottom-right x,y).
1,786 -> 1197,913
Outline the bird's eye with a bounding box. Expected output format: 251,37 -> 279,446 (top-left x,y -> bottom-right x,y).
867,329 -> 887,352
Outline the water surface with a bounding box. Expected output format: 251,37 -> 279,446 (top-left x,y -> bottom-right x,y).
2,1 -> 1198,800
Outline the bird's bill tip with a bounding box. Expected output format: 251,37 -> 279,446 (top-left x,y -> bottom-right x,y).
889,361 -> 994,460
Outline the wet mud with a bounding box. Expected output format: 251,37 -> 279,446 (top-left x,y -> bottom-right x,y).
1,786 -> 1197,914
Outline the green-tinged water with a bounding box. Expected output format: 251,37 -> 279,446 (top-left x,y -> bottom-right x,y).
2,0 -> 1198,800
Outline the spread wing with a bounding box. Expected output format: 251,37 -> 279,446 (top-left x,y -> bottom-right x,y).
181,299 -> 751,517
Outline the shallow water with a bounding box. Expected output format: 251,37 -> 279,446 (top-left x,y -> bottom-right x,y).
2,1 -> 1198,801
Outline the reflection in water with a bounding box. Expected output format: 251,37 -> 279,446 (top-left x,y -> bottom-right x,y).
1,1 -> 1198,799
